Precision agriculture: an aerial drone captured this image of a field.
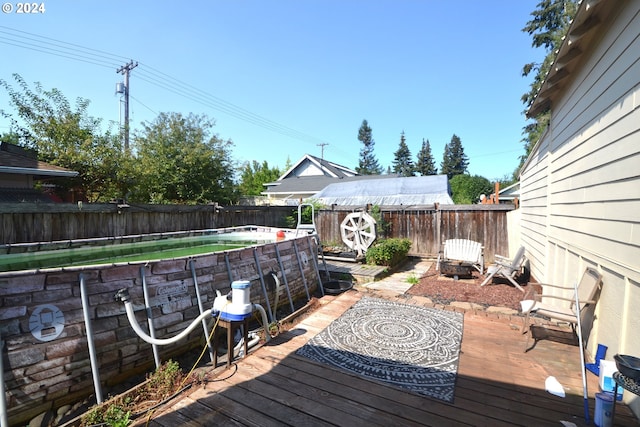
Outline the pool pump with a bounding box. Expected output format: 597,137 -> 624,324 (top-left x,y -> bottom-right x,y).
213,280 -> 253,321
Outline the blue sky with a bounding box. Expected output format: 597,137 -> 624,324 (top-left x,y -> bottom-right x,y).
0,1 -> 542,182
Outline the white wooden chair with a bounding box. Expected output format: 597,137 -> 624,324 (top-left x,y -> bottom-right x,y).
480,246 -> 526,292
436,239 -> 484,274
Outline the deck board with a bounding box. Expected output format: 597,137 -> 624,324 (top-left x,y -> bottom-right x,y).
142,290 -> 638,426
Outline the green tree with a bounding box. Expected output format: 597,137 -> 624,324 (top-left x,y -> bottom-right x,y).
131,112 -> 237,204
392,131 -> 415,177
440,134 -> 469,179
238,160 -> 281,196
519,0 -> 578,173
284,156 -> 292,171
0,73 -> 128,201
449,174 -> 493,205
415,138 -> 437,175
0,132 -> 20,145
355,119 -> 382,175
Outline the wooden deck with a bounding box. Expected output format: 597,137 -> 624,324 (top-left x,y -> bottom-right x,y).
321,258 -> 388,283
141,290 -> 638,427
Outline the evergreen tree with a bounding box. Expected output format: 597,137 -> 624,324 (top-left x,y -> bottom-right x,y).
284,156 -> 292,171
355,119 -> 382,175
415,138 -> 437,175
440,134 -> 469,179
238,160 -> 281,196
519,0 -> 579,176
392,131 -> 415,177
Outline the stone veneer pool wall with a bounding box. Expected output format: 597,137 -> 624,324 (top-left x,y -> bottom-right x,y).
0,235 -> 319,425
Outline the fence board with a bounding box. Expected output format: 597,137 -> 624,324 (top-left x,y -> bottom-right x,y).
0,203 -> 514,262
315,205 -> 513,262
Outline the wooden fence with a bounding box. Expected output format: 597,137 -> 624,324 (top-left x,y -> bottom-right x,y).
0,203 -> 514,262
316,204 -> 514,262
0,203 -> 296,244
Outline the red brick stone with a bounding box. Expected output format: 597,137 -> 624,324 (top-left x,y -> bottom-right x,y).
7,346 -> 45,368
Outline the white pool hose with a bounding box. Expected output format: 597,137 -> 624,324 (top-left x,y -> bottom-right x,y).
116,288 -> 215,346
115,289 -> 271,346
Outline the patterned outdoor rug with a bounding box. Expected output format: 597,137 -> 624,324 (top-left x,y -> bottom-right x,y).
296,297 -> 463,403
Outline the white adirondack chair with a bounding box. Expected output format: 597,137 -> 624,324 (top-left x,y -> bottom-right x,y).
480,246 -> 526,292
436,239 -> 484,274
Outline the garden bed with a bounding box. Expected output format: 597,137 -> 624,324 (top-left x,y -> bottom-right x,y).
407,263 -> 536,311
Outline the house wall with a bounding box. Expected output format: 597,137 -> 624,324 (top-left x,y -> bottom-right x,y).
520,0 -> 640,412
295,162 -> 322,177
0,173 -> 32,188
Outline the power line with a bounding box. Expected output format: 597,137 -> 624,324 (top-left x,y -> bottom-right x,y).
0,25 -> 335,151
136,64 -> 332,146
129,94 -> 157,116
0,26 -> 130,64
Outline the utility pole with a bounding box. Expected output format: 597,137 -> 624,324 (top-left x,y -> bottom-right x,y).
317,143 -> 329,161
116,60 -> 138,151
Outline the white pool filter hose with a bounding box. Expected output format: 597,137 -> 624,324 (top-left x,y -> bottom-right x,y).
115,288 -> 271,346
116,288 -> 216,346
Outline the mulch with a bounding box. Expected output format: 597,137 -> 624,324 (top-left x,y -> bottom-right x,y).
407,263 -> 537,311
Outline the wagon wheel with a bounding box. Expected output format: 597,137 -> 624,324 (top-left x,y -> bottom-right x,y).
340,212 -> 377,257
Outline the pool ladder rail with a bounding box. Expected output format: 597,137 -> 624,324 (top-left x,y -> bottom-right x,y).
295,203 -> 317,237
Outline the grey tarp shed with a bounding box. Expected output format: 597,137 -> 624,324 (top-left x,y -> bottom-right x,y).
309,175 -> 453,206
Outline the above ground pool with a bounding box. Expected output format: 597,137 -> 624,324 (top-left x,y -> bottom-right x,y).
0,226 -> 279,272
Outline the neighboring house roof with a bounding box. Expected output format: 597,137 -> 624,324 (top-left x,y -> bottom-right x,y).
264,174 -> 398,197
277,154 -> 358,180
527,1 -> 619,118
0,143 -> 78,178
497,181 -> 519,202
263,154 -> 412,204
310,175 -> 453,206
263,154 -> 365,200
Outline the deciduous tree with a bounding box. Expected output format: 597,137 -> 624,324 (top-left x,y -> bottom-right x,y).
131,112 -> 237,204
0,73 -> 128,201
449,174 -> 493,205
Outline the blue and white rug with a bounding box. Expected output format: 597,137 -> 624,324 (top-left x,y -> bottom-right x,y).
296,297 -> 463,403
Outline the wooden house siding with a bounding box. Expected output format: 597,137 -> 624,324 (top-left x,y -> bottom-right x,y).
520,1 -> 640,414
520,143 -> 550,282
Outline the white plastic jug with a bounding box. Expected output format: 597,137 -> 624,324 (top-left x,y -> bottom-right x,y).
594,392 -> 614,427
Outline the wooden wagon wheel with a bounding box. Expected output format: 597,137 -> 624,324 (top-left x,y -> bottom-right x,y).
340,212 -> 377,257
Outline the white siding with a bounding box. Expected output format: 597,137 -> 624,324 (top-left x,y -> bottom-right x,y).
294,162 -> 324,177
520,1 -> 640,411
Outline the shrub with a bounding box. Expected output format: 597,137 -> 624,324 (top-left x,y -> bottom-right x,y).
81,360 -> 184,426
369,205 -> 391,238
284,199 -> 324,228
365,238 -> 411,267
